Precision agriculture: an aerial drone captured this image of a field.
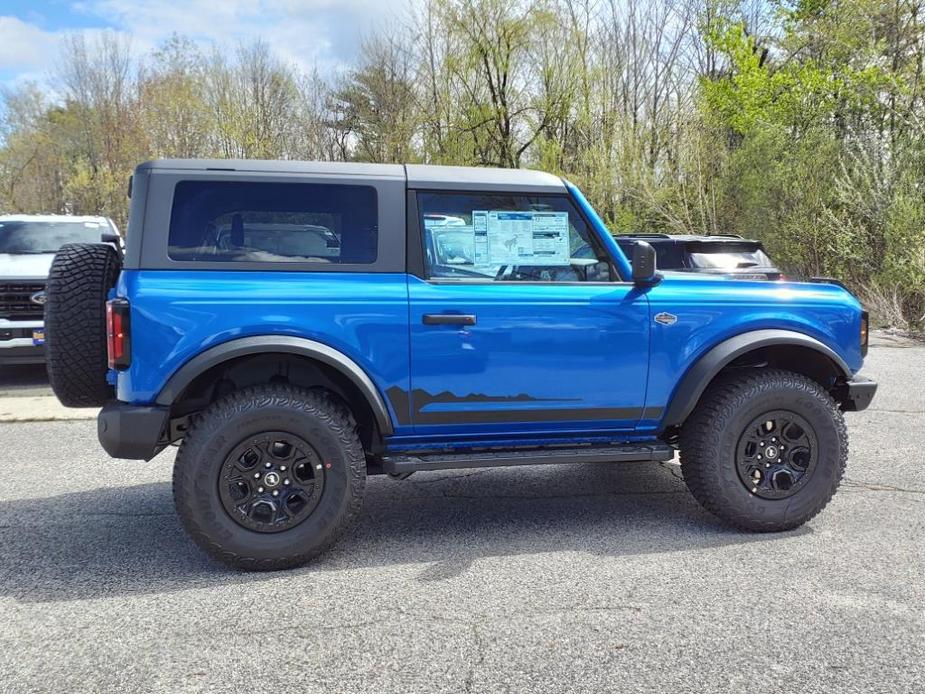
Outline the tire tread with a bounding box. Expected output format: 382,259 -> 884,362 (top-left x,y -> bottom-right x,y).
45,243 -> 121,407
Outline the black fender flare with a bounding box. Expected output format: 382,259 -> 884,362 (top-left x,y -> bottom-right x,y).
661,329 -> 852,429
155,335 -> 394,435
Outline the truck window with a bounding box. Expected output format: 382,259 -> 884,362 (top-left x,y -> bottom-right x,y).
168,181 -> 378,264
417,192 -> 612,282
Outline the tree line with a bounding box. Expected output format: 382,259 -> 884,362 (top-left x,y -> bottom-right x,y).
1,0 -> 923,327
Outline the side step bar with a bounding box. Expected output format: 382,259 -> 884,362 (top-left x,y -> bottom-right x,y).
380,443 -> 674,475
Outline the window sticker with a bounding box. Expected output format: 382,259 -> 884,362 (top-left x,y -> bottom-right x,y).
529,212 -> 571,265
427,209 -> 573,270
472,210 -> 570,266
486,211 -> 534,265
473,211 -> 489,265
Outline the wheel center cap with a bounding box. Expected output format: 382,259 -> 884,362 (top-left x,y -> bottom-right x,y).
765,445 -> 779,460
263,471 -> 281,488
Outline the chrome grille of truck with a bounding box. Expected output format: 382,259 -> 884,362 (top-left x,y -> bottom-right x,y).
0,282 -> 45,320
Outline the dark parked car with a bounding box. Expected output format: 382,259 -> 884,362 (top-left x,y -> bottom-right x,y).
615,234 -> 783,280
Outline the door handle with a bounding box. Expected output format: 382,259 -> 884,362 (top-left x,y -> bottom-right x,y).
422,313 -> 477,326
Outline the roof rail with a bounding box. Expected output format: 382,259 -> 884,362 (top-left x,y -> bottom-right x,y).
616,233 -> 672,239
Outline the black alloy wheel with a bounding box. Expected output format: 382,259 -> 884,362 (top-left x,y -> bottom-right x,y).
219,432 -> 327,533
735,411 -> 818,499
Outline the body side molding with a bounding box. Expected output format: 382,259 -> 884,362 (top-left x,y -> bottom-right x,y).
661,329 -> 852,429
155,335 -> 395,435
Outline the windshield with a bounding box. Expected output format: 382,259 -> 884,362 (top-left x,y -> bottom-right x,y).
0,220 -> 104,254
688,246 -> 774,269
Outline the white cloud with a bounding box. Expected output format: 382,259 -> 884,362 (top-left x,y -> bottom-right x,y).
0,0 -> 412,92
0,16 -> 59,71
0,16 -> 135,91
78,0 -> 410,75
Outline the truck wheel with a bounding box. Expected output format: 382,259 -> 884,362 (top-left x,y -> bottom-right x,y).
173,385 -> 366,570
679,369 -> 847,532
45,243 -> 122,407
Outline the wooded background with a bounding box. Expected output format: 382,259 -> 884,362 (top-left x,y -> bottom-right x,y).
1,0 -> 923,327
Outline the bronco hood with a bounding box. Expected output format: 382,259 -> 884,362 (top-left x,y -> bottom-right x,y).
0,252 -> 55,279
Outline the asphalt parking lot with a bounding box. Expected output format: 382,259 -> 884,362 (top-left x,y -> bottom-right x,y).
1,338 -> 923,693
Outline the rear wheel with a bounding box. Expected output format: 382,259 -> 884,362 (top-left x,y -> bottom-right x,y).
680,369 -> 847,532
45,243 -> 121,407
173,385 -> 366,570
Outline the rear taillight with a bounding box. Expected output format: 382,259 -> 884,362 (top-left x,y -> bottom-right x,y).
860,311 -> 869,357
106,298 -> 131,370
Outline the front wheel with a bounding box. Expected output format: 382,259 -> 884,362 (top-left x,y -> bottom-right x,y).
680,369 -> 847,532
173,385 -> 366,570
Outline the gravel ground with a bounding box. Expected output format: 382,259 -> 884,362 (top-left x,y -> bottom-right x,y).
0,342 -> 922,693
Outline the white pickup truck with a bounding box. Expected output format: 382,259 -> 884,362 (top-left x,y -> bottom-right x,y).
0,214 -> 121,365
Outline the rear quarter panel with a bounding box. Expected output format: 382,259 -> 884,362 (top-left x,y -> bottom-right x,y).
115,269 -> 411,430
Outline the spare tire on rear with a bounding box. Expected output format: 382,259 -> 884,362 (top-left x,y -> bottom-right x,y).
46,243 -> 122,407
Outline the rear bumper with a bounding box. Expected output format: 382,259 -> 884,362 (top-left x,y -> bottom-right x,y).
839,376 -> 877,412
97,401 -> 169,460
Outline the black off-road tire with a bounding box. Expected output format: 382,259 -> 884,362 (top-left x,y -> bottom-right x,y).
679,369 -> 847,532
173,385 -> 366,570
45,243 -> 122,407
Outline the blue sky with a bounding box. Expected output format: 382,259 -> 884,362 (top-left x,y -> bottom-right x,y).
0,0 -> 404,87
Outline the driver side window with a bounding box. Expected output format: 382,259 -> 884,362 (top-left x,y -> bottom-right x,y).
418,191 -> 613,282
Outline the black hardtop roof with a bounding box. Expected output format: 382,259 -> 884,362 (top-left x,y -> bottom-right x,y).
135,159 -> 566,194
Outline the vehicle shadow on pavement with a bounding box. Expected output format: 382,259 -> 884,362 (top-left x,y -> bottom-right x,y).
0,461 -> 806,603
0,365 -> 50,392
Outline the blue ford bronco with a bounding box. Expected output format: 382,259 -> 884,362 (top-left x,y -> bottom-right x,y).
44,160 -> 876,570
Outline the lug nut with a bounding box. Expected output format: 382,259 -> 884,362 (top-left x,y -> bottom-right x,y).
272,490 -> 279,497
284,479 -> 290,485
257,486 -> 264,493
280,466 -> 287,471
254,473 -> 260,479
264,462 -> 272,469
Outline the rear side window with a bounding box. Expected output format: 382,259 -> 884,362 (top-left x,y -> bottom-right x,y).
652,243 -> 685,269
616,239 -> 685,270
167,181 -> 378,264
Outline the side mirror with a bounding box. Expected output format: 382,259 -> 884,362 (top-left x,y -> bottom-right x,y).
631,241 -> 659,286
